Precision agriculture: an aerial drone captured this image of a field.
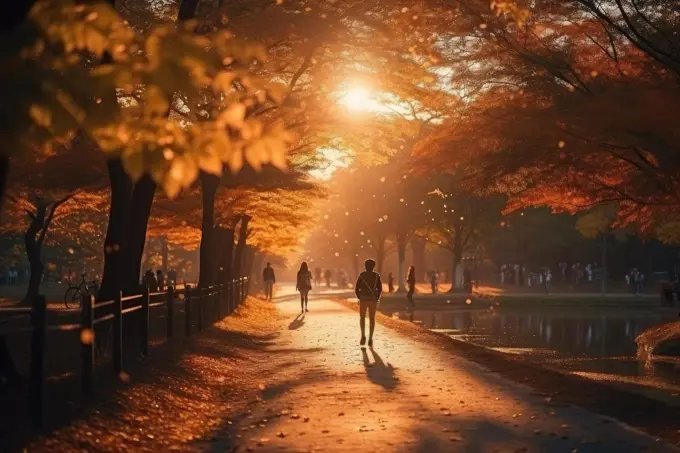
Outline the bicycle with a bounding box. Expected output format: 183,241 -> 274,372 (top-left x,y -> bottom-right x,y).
64,274 -> 99,309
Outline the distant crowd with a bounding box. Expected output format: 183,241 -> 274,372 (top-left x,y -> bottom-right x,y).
142,268 -> 179,292
499,262 -> 647,294
0,266 -> 25,285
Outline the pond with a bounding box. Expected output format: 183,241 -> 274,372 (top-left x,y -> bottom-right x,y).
392,306 -> 680,401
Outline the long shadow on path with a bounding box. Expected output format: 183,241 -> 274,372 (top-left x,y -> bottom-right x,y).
288,313 -> 305,330
362,347 -> 398,390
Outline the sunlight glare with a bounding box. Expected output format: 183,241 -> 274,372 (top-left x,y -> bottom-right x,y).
341,87 -> 372,111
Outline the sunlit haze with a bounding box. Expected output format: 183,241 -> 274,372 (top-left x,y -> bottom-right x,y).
339,86 -> 379,111
3,0 -> 678,450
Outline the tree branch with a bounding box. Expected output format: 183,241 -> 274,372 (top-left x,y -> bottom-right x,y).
38,195 -> 72,245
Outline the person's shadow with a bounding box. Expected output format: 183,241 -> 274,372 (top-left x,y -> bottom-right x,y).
288,313 -> 305,330
361,348 -> 397,390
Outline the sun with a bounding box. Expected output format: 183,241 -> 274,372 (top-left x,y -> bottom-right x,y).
340,87 -> 372,111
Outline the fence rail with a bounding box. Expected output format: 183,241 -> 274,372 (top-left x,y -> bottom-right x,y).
0,277 -> 250,428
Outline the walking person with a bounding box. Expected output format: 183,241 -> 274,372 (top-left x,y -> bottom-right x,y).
387,272 -> 394,293
406,265 -> 416,311
463,267 -> 473,296
355,259 -> 382,348
430,270 -> 438,294
296,262 -> 313,313
144,269 -> 158,292
544,269 -> 552,295
559,261 -> 567,283
638,271 -> 645,294
324,269 -> 332,288
632,269 -> 643,295
262,262 -> 276,301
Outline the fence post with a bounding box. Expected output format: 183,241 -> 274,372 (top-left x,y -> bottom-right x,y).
80,294 -> 94,397
245,277 -> 250,298
197,287 -> 204,332
166,286 -> 174,338
185,285 -> 192,337
29,295 -> 47,428
140,287 -> 150,356
113,291 -> 123,375
240,278 -> 245,304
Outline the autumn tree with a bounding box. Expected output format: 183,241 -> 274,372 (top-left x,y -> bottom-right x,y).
416,174 -> 503,291
410,0 -> 680,248
1,139 -> 109,302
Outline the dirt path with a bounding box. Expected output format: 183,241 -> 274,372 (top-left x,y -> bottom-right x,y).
207,295 -> 678,453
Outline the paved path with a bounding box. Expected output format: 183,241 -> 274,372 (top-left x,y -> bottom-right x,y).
214,294 -> 677,453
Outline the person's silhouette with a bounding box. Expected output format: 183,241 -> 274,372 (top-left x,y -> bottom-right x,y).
296,262 -> 313,313
354,259 -> 382,348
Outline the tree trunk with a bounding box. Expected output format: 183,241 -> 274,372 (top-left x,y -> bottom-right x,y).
397,236 -> 407,292
233,215 -> 251,278
374,233 -> 387,275
218,227 -> 235,285
376,245 -> 385,274
601,231 -> 608,295
411,236 -> 426,283
24,250 -> 43,303
243,246 -> 255,279
122,175 -> 156,292
23,210 -> 45,304
251,253 -> 265,283
447,251 -> 463,293
177,0 -> 200,21
211,228 -> 226,284
99,159 -> 132,300
198,174 -> 220,287
447,228 -> 463,294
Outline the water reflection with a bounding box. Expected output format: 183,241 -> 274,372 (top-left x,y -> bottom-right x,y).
393,307 -> 680,395
404,308 -> 676,358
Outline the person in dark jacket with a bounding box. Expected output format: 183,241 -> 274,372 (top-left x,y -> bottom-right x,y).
144,269 -> 158,292
263,263 -> 276,301
354,259 -> 382,348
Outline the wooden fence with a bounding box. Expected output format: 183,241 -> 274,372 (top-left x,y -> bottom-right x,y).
0,277 -> 250,428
